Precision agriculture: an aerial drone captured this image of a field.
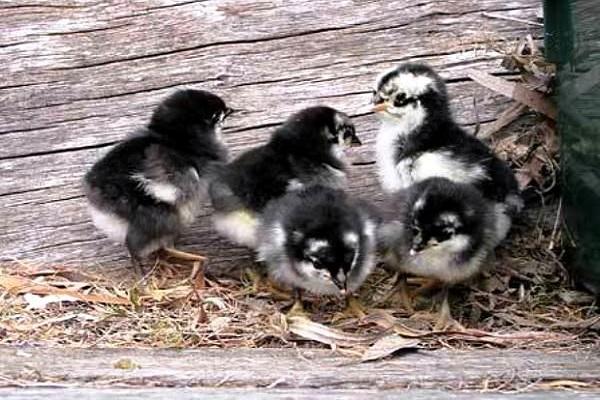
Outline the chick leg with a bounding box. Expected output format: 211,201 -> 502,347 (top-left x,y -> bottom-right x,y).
343,295 -> 367,319
381,274 -> 414,313
245,269 -> 293,300
287,289 -> 307,318
129,254 -> 145,277
434,285 -> 465,332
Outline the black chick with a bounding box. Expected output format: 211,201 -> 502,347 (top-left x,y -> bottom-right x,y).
84,89 -> 233,275
209,106 -> 361,249
257,185 -> 378,316
372,63 -> 522,244
378,177 -> 496,329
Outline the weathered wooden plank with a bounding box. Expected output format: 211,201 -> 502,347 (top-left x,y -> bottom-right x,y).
0,347 -> 598,390
1,388 -> 598,400
0,0 -> 543,267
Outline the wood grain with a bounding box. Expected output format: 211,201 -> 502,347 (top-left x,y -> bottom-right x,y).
0,346 -> 598,390
0,0 -> 543,270
1,388 -> 598,400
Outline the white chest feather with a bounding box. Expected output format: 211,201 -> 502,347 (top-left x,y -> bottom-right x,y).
394,235 -> 487,284
88,204 -> 129,244
131,173 -> 180,204
411,151 -> 488,185
213,209 -> 259,248
375,111 -> 423,193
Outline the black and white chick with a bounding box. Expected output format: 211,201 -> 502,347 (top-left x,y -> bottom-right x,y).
257,185 -> 378,317
84,89 -> 233,276
372,63 -> 522,245
378,177 -> 496,329
209,106 -> 361,249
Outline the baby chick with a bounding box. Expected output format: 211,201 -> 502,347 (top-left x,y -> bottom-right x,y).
84,89 -> 233,275
372,63 -> 522,244
210,106 -> 361,249
257,185 -> 378,317
378,177 -> 496,329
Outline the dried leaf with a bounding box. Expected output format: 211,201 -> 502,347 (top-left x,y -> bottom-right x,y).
287,315 -> 378,347
0,274 -> 131,305
468,70 -> 557,120
361,334 -> 420,362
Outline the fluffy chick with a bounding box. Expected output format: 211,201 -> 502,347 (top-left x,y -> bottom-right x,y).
209,106 -> 361,249
84,89 -> 232,275
378,177 -> 496,329
372,63 -> 522,244
257,185 -> 378,315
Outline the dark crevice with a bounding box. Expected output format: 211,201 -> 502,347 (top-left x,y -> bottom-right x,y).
50,22 -> 371,71
229,77 -> 292,89
0,80 -> 61,90
22,78 -> 218,110
145,0 -> 209,11
28,237 -> 101,253
0,125 -> 55,136
0,184 -> 70,198
0,141 -> 119,161
0,114 -> 110,135
351,160 -> 376,166
0,3 -> 88,10
45,23 -> 132,36
11,194 -> 85,208
225,121 -> 282,134
0,41 -> 32,49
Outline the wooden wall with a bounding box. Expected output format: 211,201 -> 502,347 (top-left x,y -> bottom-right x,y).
0,0 -> 542,272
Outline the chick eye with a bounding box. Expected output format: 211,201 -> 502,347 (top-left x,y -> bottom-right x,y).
411,226 -> 420,237
393,94 -> 415,107
313,260 -> 326,270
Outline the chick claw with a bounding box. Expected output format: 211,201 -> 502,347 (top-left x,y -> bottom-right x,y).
246,271 -> 293,300
344,295 -> 367,319
333,295 -> 367,322
287,299 -> 308,318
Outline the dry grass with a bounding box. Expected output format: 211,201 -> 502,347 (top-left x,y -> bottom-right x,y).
0,193 -> 598,352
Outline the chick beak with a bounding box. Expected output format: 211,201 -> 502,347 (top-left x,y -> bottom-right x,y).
224,107 -> 235,117
344,135 -> 362,148
332,275 -> 347,295
372,103 -> 388,113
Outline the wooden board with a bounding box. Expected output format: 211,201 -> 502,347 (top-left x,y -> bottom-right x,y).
1,388 -> 599,400
0,0 -> 543,271
0,346 -> 598,395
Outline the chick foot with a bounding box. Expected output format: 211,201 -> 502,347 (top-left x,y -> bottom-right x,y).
381,274 -> 414,313
246,270 -> 293,300
332,295 -> 368,322
286,289 -> 308,318
433,286 -> 465,332
160,247 -> 208,285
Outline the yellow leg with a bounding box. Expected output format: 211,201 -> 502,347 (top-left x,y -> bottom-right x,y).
287,289 -> 307,318
344,295 -> 367,319
130,255 -> 145,277
381,274 -> 414,313
434,286 -> 465,332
